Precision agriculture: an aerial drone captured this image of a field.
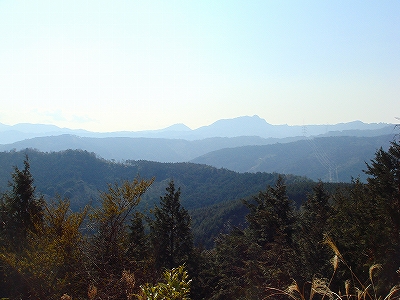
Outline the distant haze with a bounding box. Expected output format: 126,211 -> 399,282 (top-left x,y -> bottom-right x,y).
0,1 -> 399,132
0,115 -> 394,144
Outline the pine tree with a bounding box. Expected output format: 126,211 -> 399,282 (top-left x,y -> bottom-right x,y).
1,155 -> 44,251
243,175 -> 297,288
363,137 -> 400,291
296,181 -> 332,281
0,156 -> 44,298
150,180 -> 193,270
365,138 -> 400,234
209,176 -> 298,299
244,175 -> 295,248
129,212 -> 148,262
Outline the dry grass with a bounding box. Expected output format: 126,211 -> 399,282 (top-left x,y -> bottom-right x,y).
264,235 -> 400,300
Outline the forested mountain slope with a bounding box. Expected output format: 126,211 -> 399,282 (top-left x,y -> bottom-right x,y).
2,140 -> 398,299
0,134 -> 301,162
0,149 -> 316,212
0,149 -> 325,248
191,134 -> 393,182
0,134 -> 393,184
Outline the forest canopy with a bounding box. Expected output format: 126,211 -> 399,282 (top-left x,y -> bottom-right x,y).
0,136 -> 399,299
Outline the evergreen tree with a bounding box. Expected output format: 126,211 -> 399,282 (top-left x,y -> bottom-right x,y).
1,155 -> 44,251
208,176 -> 298,299
127,211 -> 156,287
363,137 -> 400,291
296,181 -> 332,281
129,212 -> 149,262
244,176 -> 295,248
150,180 -> 194,270
365,138 -> 400,234
243,176 -> 297,288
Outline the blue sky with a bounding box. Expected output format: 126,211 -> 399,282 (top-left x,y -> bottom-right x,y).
0,1 -> 399,132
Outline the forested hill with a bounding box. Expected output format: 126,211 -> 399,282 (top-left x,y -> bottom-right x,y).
0,134 -> 393,183
191,134 -> 393,182
0,149 -> 317,212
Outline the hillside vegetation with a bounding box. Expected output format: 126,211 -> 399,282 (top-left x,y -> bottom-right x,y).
0,149 -> 322,247
0,149 -> 315,210
0,134 -> 393,183
192,134 -> 393,182
0,138 -> 400,300
0,137 -> 399,299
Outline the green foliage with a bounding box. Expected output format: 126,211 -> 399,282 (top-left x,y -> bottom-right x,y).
205,177 -> 298,299
0,155 -> 44,251
0,155 -> 46,298
325,137 -> 400,295
190,198 -> 249,248
137,265 -> 192,300
0,197 -> 88,299
88,177 -> 154,297
365,139 -> 400,236
150,180 -> 194,270
129,212 -> 149,261
296,181 -> 332,281
363,138 -> 400,291
244,175 -> 295,247
0,149 -> 320,247
0,136 -> 399,299
0,149 -> 316,210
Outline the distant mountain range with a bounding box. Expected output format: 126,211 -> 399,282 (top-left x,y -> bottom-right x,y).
191,134 -> 394,183
0,116 -> 396,183
0,115 -> 394,144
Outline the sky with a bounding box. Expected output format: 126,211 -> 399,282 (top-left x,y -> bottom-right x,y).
0,1 -> 399,132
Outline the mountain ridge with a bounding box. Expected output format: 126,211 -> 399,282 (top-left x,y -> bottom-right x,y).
0,115 -> 393,144
191,134 -> 394,183
0,133 -> 394,183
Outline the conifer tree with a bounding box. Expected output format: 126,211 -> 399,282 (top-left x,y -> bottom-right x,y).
363,137 -> 400,291
1,155 -> 44,251
365,138 -> 400,234
244,175 -> 295,247
129,212 -> 148,262
127,211 -> 157,286
150,180 -> 193,270
243,175 -> 297,288
327,180 -> 377,285
209,176 -> 297,299
296,181 -> 332,281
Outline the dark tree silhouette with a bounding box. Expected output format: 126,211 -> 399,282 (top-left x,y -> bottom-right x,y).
150,180 -> 193,270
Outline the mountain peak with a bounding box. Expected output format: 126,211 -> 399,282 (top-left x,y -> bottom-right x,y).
194,115 -> 274,138
161,123 -> 192,132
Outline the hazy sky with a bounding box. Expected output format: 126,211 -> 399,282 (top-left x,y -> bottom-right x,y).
0,1 -> 399,132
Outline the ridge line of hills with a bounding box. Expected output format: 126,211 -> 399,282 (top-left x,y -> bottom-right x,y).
0,115 -> 397,184
0,115 -> 394,144
0,148 -> 338,247
0,134 -> 394,183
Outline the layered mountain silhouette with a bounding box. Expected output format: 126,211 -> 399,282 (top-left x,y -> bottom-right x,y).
0,116 -> 396,182
0,115 -> 393,144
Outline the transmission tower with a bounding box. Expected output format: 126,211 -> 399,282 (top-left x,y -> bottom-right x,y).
303,126 -> 339,182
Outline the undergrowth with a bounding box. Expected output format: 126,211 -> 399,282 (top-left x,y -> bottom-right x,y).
265,235 -> 400,300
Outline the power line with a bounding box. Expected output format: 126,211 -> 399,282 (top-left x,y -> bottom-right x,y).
303,126 -> 338,182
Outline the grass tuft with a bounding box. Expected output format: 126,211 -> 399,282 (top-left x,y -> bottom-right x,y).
265,236 -> 400,300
